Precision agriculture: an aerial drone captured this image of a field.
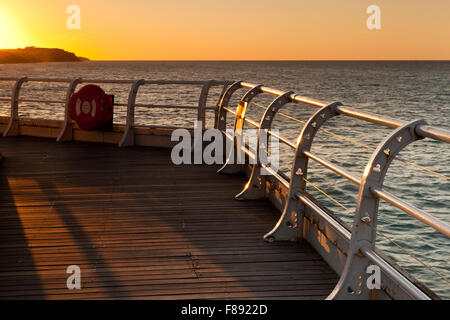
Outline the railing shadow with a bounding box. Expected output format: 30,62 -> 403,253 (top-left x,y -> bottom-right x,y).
36,179 -> 122,299
0,136 -> 337,299
0,137 -> 122,299
0,157 -> 44,298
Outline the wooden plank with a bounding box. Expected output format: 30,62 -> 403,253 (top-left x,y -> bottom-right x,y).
0,136 -> 338,299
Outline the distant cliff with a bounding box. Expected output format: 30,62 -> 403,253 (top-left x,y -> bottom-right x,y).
0,47 -> 89,64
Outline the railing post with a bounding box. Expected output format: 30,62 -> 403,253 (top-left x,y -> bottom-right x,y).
217,84 -> 264,174
57,78 -> 81,142
4,77 -> 27,137
235,91 -> 293,200
197,80 -> 213,130
119,79 -> 145,147
264,102 -> 342,242
328,119 -> 426,300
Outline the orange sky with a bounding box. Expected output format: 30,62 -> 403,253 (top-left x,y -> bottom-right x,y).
0,0 -> 449,60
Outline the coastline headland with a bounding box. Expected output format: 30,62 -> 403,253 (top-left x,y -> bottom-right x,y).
0,47 -> 89,64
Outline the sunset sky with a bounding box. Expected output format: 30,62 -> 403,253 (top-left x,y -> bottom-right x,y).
0,0 -> 449,60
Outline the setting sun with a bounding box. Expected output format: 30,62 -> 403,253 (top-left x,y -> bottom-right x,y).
1,0 -> 450,60
0,5 -> 27,49
0,0 -> 448,304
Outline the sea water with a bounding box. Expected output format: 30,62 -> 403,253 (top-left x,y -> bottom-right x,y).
0,61 -> 448,298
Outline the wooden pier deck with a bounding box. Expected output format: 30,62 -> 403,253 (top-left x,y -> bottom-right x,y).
0,136 -> 338,300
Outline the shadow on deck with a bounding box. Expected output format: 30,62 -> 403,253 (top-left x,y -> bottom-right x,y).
0,136 -> 338,299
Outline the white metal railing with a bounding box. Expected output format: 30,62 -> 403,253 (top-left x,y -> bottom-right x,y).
0,77 -> 231,142
216,80 -> 450,300
0,76 -> 449,299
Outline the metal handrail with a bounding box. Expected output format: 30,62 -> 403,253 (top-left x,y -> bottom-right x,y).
0,77 -> 230,144
0,77 -> 229,85
18,99 -> 65,104
1,76 -> 448,299
371,187 -> 450,237
360,246 -> 430,300
303,150 -> 362,185
218,82 -> 449,300
133,103 -> 218,110
221,82 -> 450,144
266,129 -> 297,149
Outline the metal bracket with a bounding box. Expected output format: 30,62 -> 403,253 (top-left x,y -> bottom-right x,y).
217,84 -> 264,174
119,79 -> 145,147
57,78 -> 82,142
235,91 -> 294,200
328,119 -> 426,300
264,102 -> 343,242
4,77 -> 27,137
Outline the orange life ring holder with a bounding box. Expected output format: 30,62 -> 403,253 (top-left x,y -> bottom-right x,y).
69,85 -> 113,130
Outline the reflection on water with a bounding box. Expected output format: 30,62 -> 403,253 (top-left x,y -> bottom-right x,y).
0,61 -> 448,298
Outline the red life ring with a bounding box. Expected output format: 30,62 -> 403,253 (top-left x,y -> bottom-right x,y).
69,85 -> 113,130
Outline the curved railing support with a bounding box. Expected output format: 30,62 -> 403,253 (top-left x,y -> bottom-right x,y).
197,80 -> 213,129
328,119 -> 426,300
119,79 -> 145,147
4,77 -> 27,137
191,80 -> 215,154
235,91 -> 294,200
215,81 -> 244,165
217,84 -> 264,174
57,78 -> 82,142
264,102 -> 343,242
216,81 -> 244,132
213,82 -> 231,128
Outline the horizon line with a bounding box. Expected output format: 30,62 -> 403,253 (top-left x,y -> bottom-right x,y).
87,59 -> 450,62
